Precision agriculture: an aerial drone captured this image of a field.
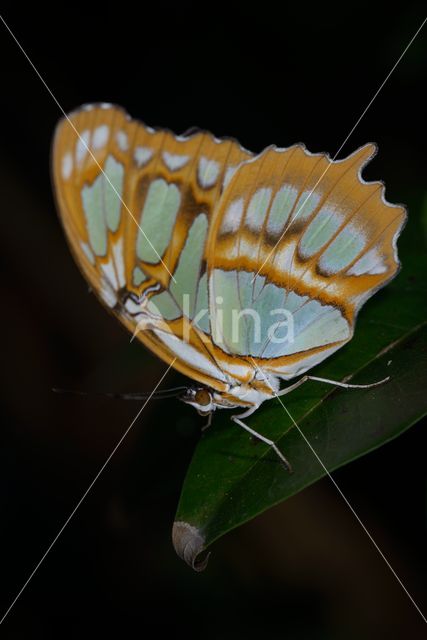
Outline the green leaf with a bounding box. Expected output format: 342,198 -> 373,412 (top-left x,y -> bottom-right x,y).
173,199 -> 427,570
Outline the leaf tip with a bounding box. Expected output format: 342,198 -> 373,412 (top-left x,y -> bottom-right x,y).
172,521 -> 210,571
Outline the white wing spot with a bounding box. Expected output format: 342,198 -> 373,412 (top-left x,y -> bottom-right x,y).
100,260 -> 118,290
93,125 -> 109,150
134,146 -> 153,167
61,152 -> 73,179
246,188 -> 272,233
223,165 -> 237,189
116,130 -> 129,151
75,129 -> 90,165
221,197 -> 244,234
347,247 -> 388,276
198,156 -> 220,189
162,151 -> 190,171
100,280 -> 117,308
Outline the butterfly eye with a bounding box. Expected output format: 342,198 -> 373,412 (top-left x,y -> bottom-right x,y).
194,389 -> 212,408
179,387 -> 213,416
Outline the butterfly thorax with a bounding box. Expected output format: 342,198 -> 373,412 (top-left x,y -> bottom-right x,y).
181,376 -> 277,415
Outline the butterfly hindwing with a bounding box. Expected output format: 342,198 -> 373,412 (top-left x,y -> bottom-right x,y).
206,144 -> 406,379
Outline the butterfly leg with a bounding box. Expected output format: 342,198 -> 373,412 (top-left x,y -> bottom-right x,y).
278,374 -> 390,396
231,408 -> 292,472
201,412 -> 213,432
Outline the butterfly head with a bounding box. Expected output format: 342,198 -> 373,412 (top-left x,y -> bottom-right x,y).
180,387 -> 216,416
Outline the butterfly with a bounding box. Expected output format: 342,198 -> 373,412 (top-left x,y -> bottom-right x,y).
52,103 -> 406,470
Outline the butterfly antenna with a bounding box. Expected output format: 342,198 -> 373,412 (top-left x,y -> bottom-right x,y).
52,385 -> 188,401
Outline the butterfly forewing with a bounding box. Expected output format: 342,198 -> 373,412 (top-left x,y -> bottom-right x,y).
52,104 -> 253,389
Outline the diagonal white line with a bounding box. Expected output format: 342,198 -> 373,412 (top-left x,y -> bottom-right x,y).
0,359 -> 176,626
249,358 -> 427,625
253,15 -> 427,281
0,13 -> 177,284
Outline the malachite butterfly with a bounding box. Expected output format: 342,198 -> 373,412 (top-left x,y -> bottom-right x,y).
52,103 -> 406,469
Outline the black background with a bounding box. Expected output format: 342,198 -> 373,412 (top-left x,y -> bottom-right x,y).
0,2 -> 426,638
